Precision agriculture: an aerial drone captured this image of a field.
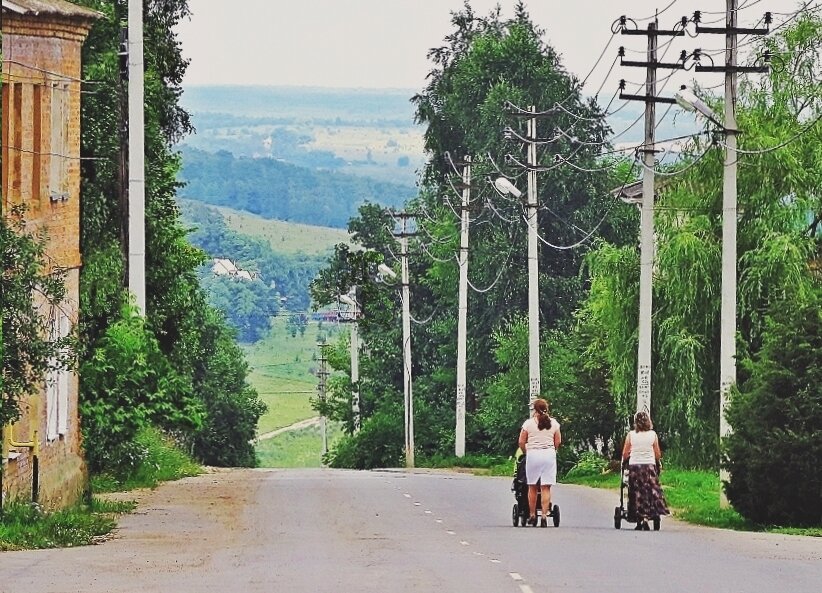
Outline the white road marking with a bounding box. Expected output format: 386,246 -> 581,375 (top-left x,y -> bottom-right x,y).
414,502 -> 421,506
509,573 -> 523,581
424,510 -> 432,514
403,493 -> 411,498
473,552 -> 485,556
490,559 -> 501,564
435,519 -> 443,523
446,530 -> 456,535
460,540 -> 470,546
519,585 -> 534,593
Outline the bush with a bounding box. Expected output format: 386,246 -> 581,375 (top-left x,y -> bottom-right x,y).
724,298 -> 822,527
564,451 -> 608,479
80,306 -> 203,474
326,405 -> 404,469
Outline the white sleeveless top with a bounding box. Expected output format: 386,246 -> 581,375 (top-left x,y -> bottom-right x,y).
521,417 -> 560,450
628,429 -> 657,465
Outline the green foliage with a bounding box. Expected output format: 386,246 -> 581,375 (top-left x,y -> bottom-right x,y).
73,0 -> 267,473
724,297 -> 822,527
90,426 -> 201,493
0,210 -> 71,426
178,146 -> 413,228
564,451 -> 609,478
326,404 -> 404,469
80,305 -> 203,474
190,309 -> 267,467
0,500 -> 122,551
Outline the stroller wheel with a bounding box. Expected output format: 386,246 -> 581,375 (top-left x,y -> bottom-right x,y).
614,506 -> 622,529
552,504 -> 560,527
512,504 -> 519,527
653,516 -> 661,531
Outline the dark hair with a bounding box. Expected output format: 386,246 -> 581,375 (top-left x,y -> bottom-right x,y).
634,411 -> 652,432
534,398 -> 551,431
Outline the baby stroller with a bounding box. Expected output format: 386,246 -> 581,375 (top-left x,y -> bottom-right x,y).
511,453 -> 560,527
614,462 -> 661,530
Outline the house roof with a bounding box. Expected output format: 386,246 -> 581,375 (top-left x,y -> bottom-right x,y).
1,0 -> 101,20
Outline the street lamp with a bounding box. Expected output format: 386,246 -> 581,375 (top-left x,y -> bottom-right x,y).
676,84 -> 736,506
495,176 -> 540,405
675,86 -> 723,127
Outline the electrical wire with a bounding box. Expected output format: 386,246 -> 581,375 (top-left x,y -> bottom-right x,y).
636,140 -> 717,176
631,0 -> 680,23
718,112 -> 822,155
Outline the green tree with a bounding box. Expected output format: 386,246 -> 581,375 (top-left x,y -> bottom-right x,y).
1,211 -> 72,426
724,296 -> 822,526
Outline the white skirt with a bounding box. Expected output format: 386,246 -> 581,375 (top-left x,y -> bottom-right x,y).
525,448 -> 557,486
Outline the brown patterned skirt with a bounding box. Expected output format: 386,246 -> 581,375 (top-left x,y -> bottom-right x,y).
627,463 -> 670,521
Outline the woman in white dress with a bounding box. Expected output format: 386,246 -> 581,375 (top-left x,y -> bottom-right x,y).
518,398 -> 562,527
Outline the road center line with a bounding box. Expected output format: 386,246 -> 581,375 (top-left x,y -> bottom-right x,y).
446,530 -> 456,535
519,585 -> 534,593
510,573 -> 523,581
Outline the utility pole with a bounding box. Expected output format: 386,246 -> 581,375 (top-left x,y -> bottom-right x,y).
350,289 -> 360,433
619,17 -> 685,415
525,107 -> 540,405
127,0 -> 146,313
501,103 -> 548,406
455,156 -> 471,458
317,342 -> 330,458
392,212 -> 416,468
693,3 -> 769,507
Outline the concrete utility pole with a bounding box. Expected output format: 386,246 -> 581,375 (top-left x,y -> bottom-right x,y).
637,24 -> 658,416
692,0 -> 769,507
455,156 -> 471,458
350,290 -> 360,433
619,18 -> 685,415
719,0 -> 740,508
127,0 -> 146,313
317,342 -> 330,458
525,107 -> 540,405
393,212 -> 416,468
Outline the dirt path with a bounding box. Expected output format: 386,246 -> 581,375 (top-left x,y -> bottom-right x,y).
254,416 -> 321,441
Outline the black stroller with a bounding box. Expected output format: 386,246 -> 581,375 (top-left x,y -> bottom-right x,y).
613,463 -> 661,530
511,453 -> 560,527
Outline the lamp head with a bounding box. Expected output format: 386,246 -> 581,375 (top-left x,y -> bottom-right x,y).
338,293 -> 357,307
494,177 -> 522,198
675,86 -> 722,126
377,263 -> 397,279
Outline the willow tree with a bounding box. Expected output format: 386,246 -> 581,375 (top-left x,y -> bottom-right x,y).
581,13 -> 821,467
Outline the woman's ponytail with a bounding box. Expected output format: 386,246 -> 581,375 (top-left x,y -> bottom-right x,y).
534,398 -> 551,430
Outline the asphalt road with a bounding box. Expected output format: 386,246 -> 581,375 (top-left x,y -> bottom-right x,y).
1,468 -> 820,593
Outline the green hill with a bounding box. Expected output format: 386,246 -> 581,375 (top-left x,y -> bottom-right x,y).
210,205 -> 351,255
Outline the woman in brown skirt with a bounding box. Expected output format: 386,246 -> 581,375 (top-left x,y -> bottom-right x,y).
621,411 -> 669,530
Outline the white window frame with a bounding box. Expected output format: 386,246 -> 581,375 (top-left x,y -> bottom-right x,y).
46,308 -> 72,441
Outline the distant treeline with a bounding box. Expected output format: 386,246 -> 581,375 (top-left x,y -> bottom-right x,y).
178,146 -> 414,228
191,111 -> 418,130
180,200 -> 327,341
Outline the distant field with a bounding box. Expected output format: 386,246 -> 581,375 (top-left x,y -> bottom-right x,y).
255,423 -> 344,468
210,205 -> 351,255
244,316 -> 344,435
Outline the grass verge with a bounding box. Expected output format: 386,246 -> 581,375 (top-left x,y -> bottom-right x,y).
418,454 -> 513,476
563,467 -> 821,536
0,498 -> 135,551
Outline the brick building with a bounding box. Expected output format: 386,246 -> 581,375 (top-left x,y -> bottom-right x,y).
1,0 -> 99,508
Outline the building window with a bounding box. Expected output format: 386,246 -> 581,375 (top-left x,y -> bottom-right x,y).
46,309 -> 71,441
49,82 -> 70,202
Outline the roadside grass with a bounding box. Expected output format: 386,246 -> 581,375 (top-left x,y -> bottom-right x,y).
255,423 -> 343,468
563,467 -> 821,536
245,317 -> 343,434
91,426 -> 201,493
0,498 -> 134,551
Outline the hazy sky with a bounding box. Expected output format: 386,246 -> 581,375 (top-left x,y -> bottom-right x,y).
177,0 -> 804,92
